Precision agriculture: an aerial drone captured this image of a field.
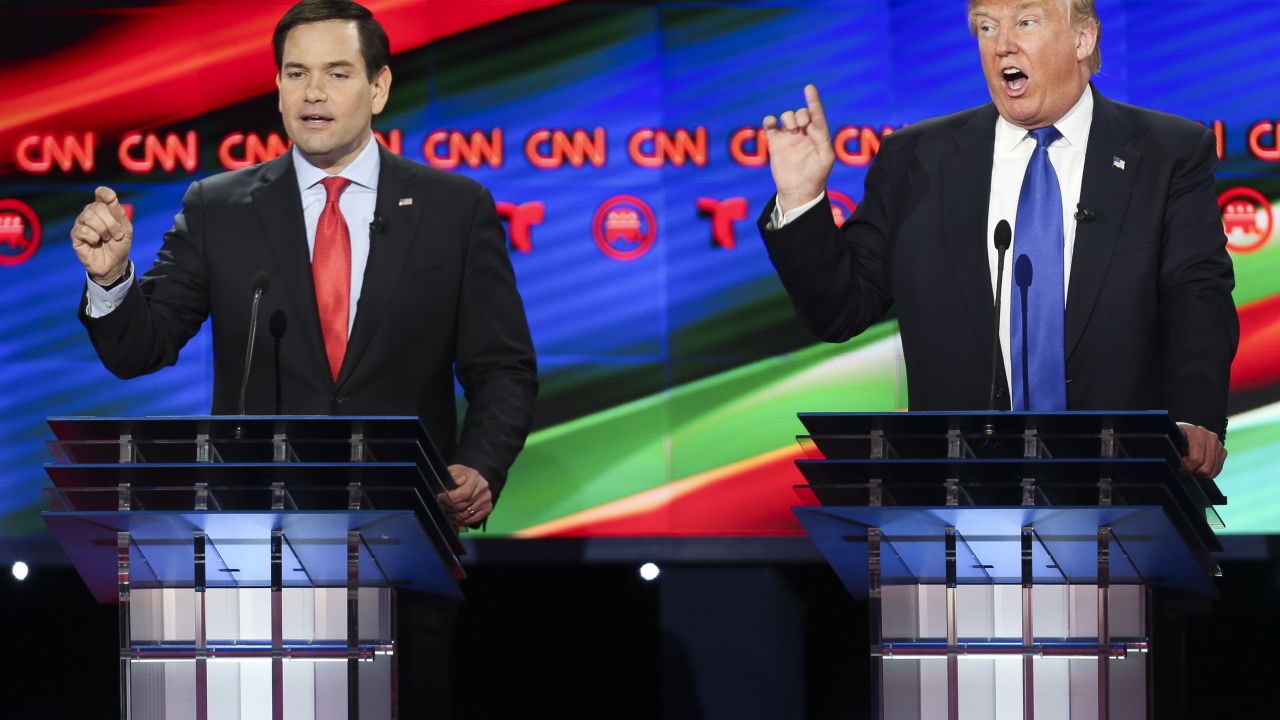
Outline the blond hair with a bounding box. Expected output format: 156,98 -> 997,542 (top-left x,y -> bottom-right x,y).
968,0 -> 1102,73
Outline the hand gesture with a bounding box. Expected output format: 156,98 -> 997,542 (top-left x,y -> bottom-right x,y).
1178,423 -> 1227,479
442,464 -> 493,528
72,186 -> 132,284
763,84 -> 837,213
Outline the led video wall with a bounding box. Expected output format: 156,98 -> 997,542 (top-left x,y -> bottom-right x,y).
2,0 -> 1278,540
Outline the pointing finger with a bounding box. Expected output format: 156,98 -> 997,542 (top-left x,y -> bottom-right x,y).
804,83 -> 830,134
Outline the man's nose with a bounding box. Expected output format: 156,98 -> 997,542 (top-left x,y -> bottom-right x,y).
305,83 -> 326,102
994,27 -> 1017,55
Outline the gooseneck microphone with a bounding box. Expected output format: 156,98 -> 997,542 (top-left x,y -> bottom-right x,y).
985,220 -> 1012,437
238,271 -> 272,417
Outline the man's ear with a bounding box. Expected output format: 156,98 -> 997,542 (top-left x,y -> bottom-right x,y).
371,65 -> 392,115
1074,21 -> 1098,63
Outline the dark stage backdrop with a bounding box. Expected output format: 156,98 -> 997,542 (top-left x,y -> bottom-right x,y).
2,0 -> 1278,542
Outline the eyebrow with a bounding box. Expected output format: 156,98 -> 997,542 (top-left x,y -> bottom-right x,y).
282,60 -> 356,71
969,1 -> 1049,26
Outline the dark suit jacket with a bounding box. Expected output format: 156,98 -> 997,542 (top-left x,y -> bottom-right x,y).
81,145 -> 537,496
760,86 -> 1238,435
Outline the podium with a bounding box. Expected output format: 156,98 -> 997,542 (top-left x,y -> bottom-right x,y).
791,411 -> 1225,720
41,416 -> 464,720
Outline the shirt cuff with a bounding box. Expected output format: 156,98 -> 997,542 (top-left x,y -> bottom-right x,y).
84,261 -> 134,318
768,192 -> 827,230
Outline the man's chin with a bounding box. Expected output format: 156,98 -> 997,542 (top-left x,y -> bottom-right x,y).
995,101 -> 1042,130
290,138 -> 331,157
292,141 -> 346,168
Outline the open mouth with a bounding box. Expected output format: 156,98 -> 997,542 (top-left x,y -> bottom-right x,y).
300,113 -> 333,129
1002,67 -> 1029,94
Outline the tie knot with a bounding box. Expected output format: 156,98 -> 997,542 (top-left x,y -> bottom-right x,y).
320,175 -> 350,202
1028,126 -> 1062,149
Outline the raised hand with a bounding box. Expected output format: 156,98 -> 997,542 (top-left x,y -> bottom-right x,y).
763,84 -> 837,213
72,186 -> 132,284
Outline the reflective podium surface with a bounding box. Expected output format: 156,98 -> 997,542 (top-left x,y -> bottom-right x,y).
792,411 -> 1226,720
43,416 -> 462,720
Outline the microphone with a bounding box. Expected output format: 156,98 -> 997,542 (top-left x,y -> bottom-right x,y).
238,272 -> 272,417
1074,204 -> 1096,222
985,220 -> 1012,437
369,215 -> 385,234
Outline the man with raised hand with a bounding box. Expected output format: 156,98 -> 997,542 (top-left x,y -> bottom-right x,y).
759,0 -> 1236,481
71,0 -> 537,712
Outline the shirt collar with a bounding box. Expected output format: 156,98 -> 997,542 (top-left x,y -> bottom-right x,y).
994,85 -> 1094,156
292,133 -> 381,193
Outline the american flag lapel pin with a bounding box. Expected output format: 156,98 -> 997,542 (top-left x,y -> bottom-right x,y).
398,197 -> 413,206
1112,156 -> 1126,171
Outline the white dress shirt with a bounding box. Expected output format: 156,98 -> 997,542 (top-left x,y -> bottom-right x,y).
988,88 -> 1091,388
771,88 -> 1093,389
86,133 -> 383,335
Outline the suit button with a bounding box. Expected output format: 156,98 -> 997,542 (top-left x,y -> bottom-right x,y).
329,396 -> 343,412
994,388 -> 1007,400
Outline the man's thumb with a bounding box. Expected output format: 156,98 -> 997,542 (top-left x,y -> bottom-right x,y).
94,186 -> 118,205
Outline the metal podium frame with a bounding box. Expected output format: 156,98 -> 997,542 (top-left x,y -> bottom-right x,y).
792,411 -> 1225,720
42,416 -> 464,720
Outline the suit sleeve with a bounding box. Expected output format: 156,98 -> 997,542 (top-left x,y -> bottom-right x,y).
1158,129 -> 1239,436
757,136 -> 897,343
79,181 -> 211,379
450,187 -> 538,501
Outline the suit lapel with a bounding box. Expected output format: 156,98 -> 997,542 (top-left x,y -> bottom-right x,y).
1065,87 -> 1139,361
941,105 -> 1000,360
251,153 -> 333,385
336,147 -> 423,388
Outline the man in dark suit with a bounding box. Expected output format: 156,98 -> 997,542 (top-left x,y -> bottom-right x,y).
759,0 -> 1236,479
70,0 -> 536,713
71,0 -> 534,522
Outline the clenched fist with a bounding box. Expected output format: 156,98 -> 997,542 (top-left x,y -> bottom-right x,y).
763,84 -> 837,213
71,186 -> 132,285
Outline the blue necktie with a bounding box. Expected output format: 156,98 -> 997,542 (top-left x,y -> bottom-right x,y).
1011,126 -> 1067,411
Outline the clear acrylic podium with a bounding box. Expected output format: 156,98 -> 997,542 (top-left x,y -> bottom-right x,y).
791,411 -> 1225,720
41,416 -> 464,720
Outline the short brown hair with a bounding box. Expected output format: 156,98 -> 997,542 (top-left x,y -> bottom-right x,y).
272,0 -> 391,81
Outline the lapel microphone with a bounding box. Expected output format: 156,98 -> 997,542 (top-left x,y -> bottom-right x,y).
369,215 -> 386,234
1074,203 -> 1097,222
986,219 -> 1013,437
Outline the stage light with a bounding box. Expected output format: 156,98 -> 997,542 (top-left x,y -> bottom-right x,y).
639,562 -> 660,581
11,561 -> 29,581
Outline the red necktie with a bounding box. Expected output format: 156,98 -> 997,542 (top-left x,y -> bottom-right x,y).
314,176 -> 351,382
